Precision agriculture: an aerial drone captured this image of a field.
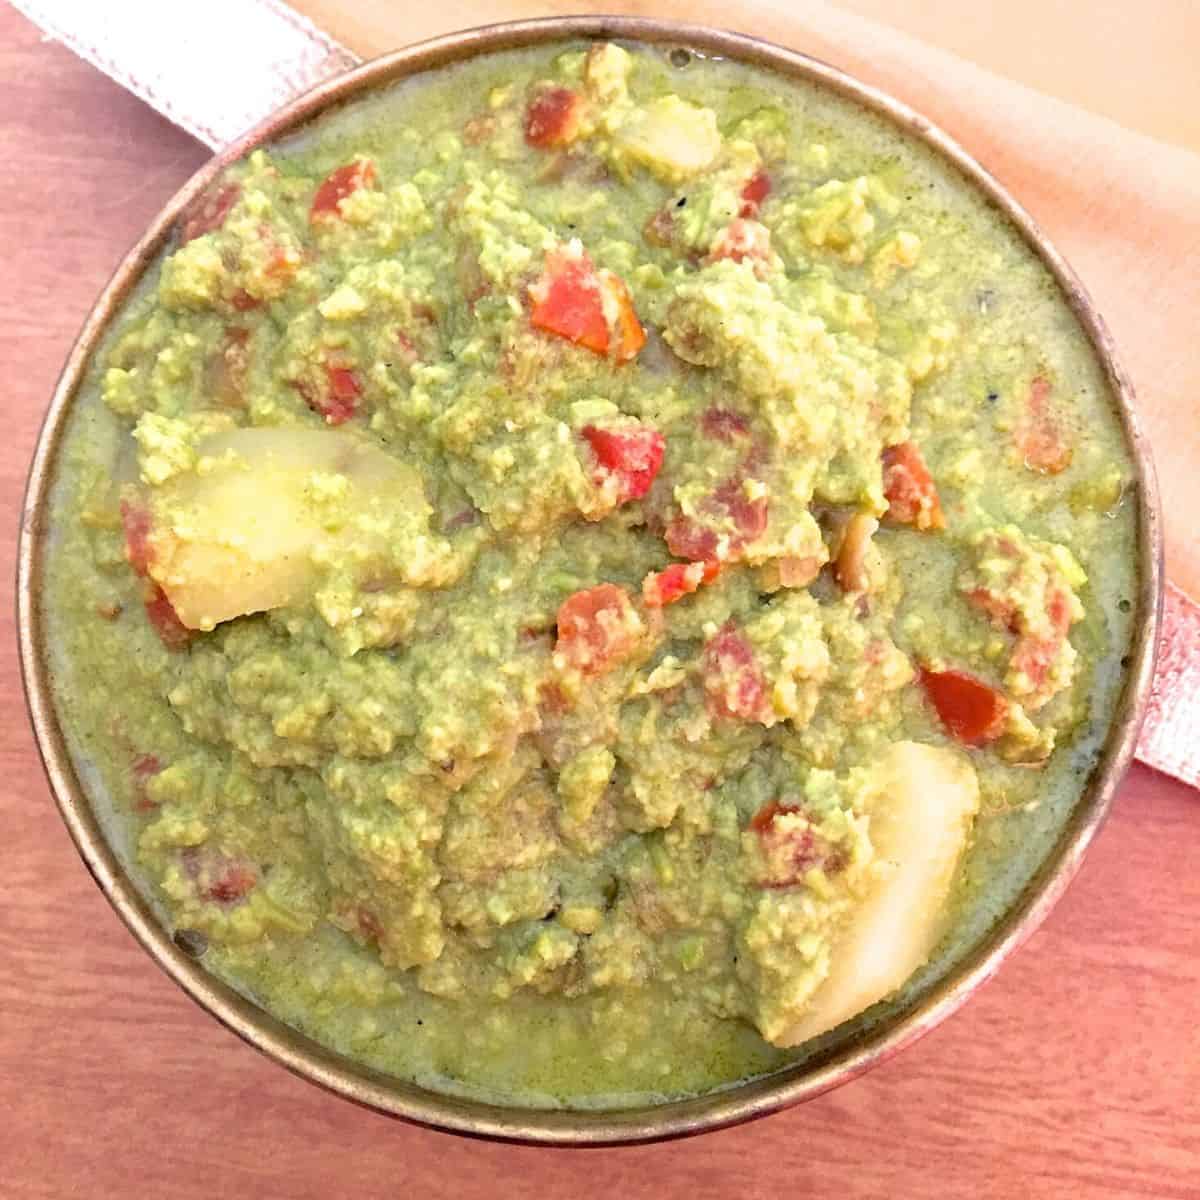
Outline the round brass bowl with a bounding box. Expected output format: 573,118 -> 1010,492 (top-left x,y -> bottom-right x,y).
17,16 -> 1161,1145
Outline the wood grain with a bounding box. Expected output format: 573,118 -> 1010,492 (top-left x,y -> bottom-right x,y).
1,8 -> 1196,1197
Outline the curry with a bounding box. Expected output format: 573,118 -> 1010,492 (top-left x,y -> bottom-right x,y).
43,40 -> 1138,1108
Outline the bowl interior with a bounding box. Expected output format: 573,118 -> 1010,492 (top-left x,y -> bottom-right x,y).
17,16 -> 1161,1145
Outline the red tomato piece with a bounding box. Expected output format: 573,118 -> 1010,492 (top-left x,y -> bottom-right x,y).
918,666 -> 1008,745
120,500 -> 154,576
524,86 -> 585,148
202,862 -> 258,904
707,218 -> 773,271
555,584 -> 640,675
703,622 -> 769,722
298,364 -> 362,425
714,478 -> 768,542
144,586 -> 193,651
131,753 -> 163,813
1015,376 -> 1073,474
882,441 -> 945,530
529,247 -> 644,362
750,801 -> 837,889
665,474 -> 768,565
701,406 -> 751,442
582,424 -> 665,502
230,288 -> 260,312
310,158 -> 376,223
964,585 -> 1018,632
739,170 -> 771,217
179,181 -> 241,243
1010,636 -> 1059,698
608,272 -> 648,362
530,248 -> 609,353
642,560 -> 720,607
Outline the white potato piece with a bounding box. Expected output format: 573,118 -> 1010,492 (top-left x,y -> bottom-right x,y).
613,95 -> 722,182
146,428 -> 426,630
776,741 -> 980,1046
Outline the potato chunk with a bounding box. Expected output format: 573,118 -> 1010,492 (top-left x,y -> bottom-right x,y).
145,428 -> 427,630
775,741 -> 979,1046
613,95 -> 722,183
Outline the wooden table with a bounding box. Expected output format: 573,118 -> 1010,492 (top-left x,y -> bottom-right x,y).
2,8 -> 1196,1196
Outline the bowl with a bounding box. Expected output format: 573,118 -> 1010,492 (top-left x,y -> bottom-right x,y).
16,16 -> 1161,1145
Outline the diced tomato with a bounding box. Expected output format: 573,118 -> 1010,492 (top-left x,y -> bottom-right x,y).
298,363 -> 362,425
524,86 -> 586,148
715,478 -> 768,541
882,441 -> 945,530
642,560 -> 720,607
310,158 -> 376,223
230,288 -> 260,312
918,666 -> 1007,745
701,406 -> 750,442
665,516 -> 719,562
707,219 -> 773,271
179,181 -> 241,243
739,170 -> 771,217
666,474 -> 768,565
1015,376 -> 1073,474
964,585 -> 1018,632
749,801 -> 837,889
608,273 -> 647,362
357,908 -> 384,942
1046,586 -> 1073,635
202,862 -> 257,904
131,753 -> 162,813
1010,636 -> 1059,698
555,584 -> 641,675
529,247 -> 645,362
703,622 -> 769,722
643,207 -> 675,247
582,424 -> 665,503
120,500 -> 153,576
144,586 -> 193,651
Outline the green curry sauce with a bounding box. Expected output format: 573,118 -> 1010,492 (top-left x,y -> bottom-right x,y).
43,41 -> 1138,1108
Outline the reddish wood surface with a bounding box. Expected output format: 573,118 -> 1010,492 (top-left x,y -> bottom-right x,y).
1,9 -> 1196,1196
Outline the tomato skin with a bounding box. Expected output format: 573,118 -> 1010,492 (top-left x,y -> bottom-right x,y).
297,363 -> 362,425
310,158 -> 376,223
882,441 -> 945,530
703,622 -> 769,722
739,169 -> 771,217
202,864 -> 257,904
918,666 -> 1007,744
642,560 -> 720,607
701,406 -> 750,442
131,753 -> 163,813
120,500 -> 154,576
1015,376 -> 1073,474
179,181 -> 241,243
665,473 -> 768,564
524,86 -> 585,148
582,424 -> 665,502
529,247 -> 644,362
144,586 -> 193,651
707,219 -> 773,271
748,801 -> 838,889
554,584 -> 640,675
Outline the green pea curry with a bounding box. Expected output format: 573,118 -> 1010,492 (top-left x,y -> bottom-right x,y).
43,40 -> 1139,1108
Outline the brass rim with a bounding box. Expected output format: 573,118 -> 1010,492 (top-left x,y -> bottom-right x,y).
17,16 -> 1162,1145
